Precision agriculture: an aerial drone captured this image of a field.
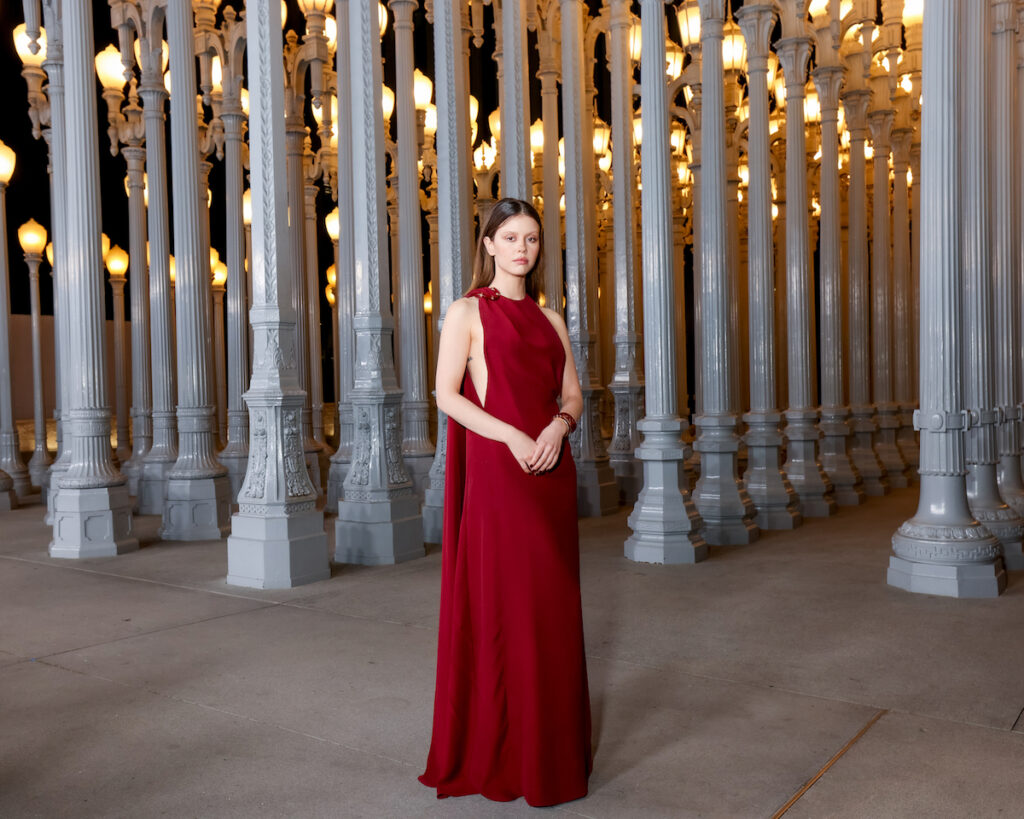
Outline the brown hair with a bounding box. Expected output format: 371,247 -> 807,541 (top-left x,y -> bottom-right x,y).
468,198 -> 544,301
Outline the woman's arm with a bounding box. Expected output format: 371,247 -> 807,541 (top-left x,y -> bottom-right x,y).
527,308 -> 585,473
435,299 -> 538,473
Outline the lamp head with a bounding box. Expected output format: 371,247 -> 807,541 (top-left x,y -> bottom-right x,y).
413,69 -> 433,110
18,218 -> 47,255
0,140 -> 15,185
242,189 -> 253,226
13,24 -> 47,68
326,263 -> 337,286
212,260 -> 228,287
105,244 -> 129,279
95,44 -> 126,91
325,283 -> 336,307
101,233 -> 111,261
325,208 -> 340,241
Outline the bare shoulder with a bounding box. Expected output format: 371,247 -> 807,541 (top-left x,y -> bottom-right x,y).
442,296 -> 480,326
539,306 -> 570,339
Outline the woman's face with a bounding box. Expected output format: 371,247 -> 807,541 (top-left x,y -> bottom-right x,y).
482,214 -> 541,279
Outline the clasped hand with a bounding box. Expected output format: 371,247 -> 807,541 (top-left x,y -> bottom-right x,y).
507,422 -> 566,475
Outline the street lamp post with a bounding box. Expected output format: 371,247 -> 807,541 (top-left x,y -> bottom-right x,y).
105,245 -> 132,465
19,216 -> 52,491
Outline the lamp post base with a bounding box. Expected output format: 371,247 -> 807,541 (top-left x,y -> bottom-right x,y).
49,484 -> 138,558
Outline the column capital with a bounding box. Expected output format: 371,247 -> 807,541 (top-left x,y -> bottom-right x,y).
891,129 -> 912,168
841,87 -> 871,134
867,108 -> 894,146
776,37 -> 812,93
811,64 -> 845,116
736,4 -> 777,66
696,0 -> 726,25
993,0 -> 1016,33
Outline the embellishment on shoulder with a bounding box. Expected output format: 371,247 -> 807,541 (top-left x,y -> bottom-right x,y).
466,287 -> 501,300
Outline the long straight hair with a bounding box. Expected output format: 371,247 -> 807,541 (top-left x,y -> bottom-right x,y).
468,198 -> 544,301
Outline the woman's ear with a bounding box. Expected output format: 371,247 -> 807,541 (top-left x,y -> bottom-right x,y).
482,236 -> 495,257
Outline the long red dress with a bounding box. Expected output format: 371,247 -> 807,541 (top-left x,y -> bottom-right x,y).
419,287 -> 592,807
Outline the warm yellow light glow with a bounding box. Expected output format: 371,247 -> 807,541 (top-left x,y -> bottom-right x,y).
313,94 -> 337,127
18,218 -> 47,255
326,263 -> 337,286
106,244 -> 129,278
774,74 -> 787,107
900,74 -> 913,94
297,0 -> 335,14
808,0 -> 830,24
902,0 -> 923,26
424,103 -> 437,137
210,55 -> 223,95
45,242 -> 54,266
665,45 -> 684,81
864,143 -> 874,160
530,118 -> 544,154
13,24 -> 47,68
325,207 -> 340,241
488,109 -> 501,142
628,18 -> 642,62
382,85 -> 395,121
722,20 -> 746,72
325,15 -> 337,49
101,233 -> 111,261
325,283 -> 336,307
281,0 -> 288,28
134,38 -> 169,74
804,86 -> 820,123
95,44 -> 125,90
772,203 -> 779,220
766,52 -> 779,90
0,140 -> 15,185
592,119 -> 610,155
598,152 -> 612,173
210,247 -> 220,271
423,288 -> 432,315
242,189 -> 252,226
212,260 -> 228,287
164,69 -> 172,95
670,123 -> 686,154
677,2 -> 701,50
413,68 -> 433,110
907,168 -> 913,186
738,164 -> 749,187
538,292 -> 547,308
632,115 -> 643,147
240,88 -> 250,116
840,0 -> 854,21
378,2 -> 388,36
169,255 -> 176,285
469,95 -> 479,125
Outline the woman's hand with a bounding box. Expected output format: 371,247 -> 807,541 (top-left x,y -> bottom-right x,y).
527,420 -> 566,474
506,429 -> 540,474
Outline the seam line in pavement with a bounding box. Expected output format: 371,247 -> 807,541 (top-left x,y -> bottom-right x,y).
771,708 -> 888,818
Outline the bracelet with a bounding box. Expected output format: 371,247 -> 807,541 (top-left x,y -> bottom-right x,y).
554,411 -> 577,437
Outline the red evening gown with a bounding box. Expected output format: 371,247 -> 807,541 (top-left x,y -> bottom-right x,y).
419,287 -> 592,807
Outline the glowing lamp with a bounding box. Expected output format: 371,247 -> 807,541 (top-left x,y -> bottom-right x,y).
106,244 -> 129,279
325,208 -> 340,241
101,233 -> 111,261
592,119 -> 610,155
211,55 -> 223,95
423,289 -> 432,315
45,243 -> 54,266
13,24 -> 47,67
0,140 -> 15,185
95,44 -> 126,90
169,255 -> 176,285
210,247 -> 220,271
18,218 -> 47,256
902,0 -> 923,26
382,85 -> 395,122
530,119 -> 545,154
424,104 -> 437,137
297,0 -> 335,13
628,19 -> 642,62
808,0 -> 830,24
242,189 -> 252,226
212,260 -> 228,287
325,283 -> 336,307
722,20 -> 746,72
488,109 -> 501,142
413,69 -> 433,110
665,45 -> 684,81
378,2 -> 388,36
676,2 -> 701,51
469,95 -> 479,125
326,263 -> 337,286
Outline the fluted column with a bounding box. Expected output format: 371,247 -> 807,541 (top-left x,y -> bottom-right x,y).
219,104 -> 249,500
0,189 -> 29,500
226,0 -> 328,589
49,0 -> 137,557
335,0 -> 424,564
327,0 -> 357,511
958,0 -> 1024,570
498,0 -> 531,199
284,121 -> 323,498
108,271 -> 131,464
122,146 -> 151,496
606,0 -> 643,504
690,0 -> 758,544
990,0 -> 1024,518
624,0 -> 706,563
891,126 -> 918,476
39,8 -> 68,519
302,179 -> 330,484
162,0 -> 231,539
841,86 -> 886,494
737,2 -> 801,528
560,0 -> 618,517
776,34 -> 835,517
868,68 -> 909,487
212,278 -> 227,445
390,0 -> 434,498
889,0 -> 1005,598
137,63 -> 179,516
421,0 -> 475,543
26,250 -> 51,490
537,23 -> 563,308
814,62 -> 863,506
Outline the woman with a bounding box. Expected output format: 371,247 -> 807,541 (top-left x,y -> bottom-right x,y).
419,198 -> 593,807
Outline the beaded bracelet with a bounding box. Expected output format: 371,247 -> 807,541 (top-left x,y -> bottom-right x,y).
554,411 -> 577,437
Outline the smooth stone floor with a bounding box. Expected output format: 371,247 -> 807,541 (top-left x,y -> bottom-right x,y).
1,486 -> 1022,817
